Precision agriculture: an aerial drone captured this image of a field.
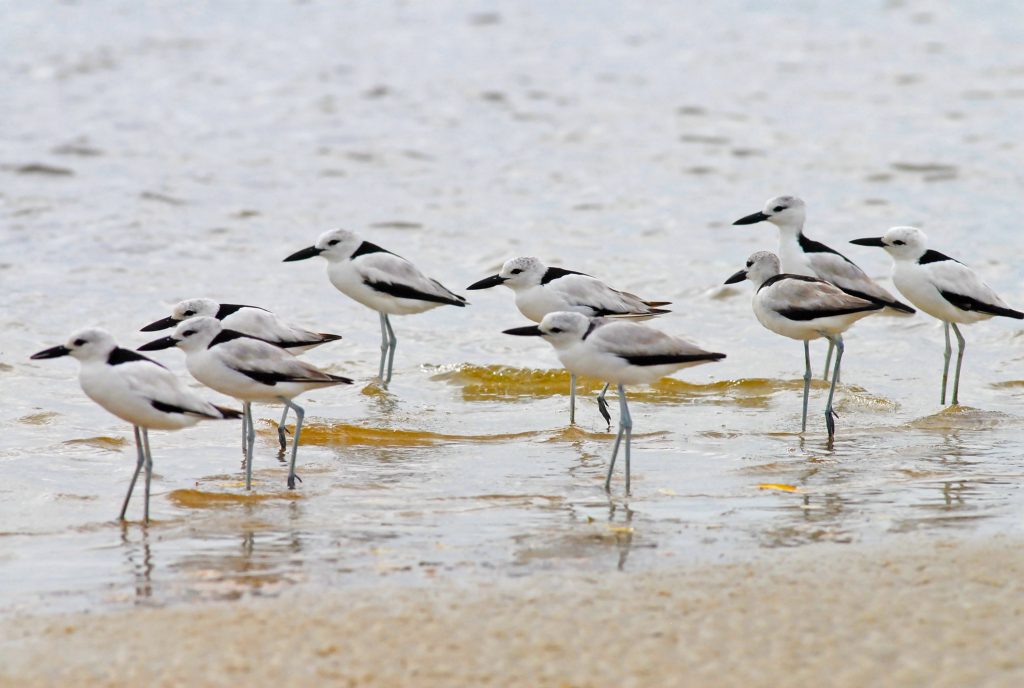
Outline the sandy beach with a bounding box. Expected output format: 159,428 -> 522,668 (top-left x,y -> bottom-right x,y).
4,535 -> 1022,687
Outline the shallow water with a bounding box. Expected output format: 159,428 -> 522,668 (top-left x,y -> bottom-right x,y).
3,0 -> 1024,614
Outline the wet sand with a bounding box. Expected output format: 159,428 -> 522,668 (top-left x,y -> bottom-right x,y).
4,535 -> 1022,688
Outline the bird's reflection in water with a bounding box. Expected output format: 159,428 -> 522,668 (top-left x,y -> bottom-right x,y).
607,499 -> 635,571
120,523 -> 154,604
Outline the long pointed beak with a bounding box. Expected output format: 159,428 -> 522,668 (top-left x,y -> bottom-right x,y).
732,211 -> 770,226
283,246 -> 323,262
724,269 -> 748,284
467,274 -> 508,290
137,336 -> 179,351
849,237 -> 886,247
140,315 -> 180,332
502,325 -> 544,337
31,345 -> 71,359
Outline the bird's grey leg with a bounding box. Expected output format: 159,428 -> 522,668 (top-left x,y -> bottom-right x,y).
383,314 -> 398,385
605,412 -> 626,493
119,426 -> 145,521
822,339 -> 834,381
620,385 -> 633,495
941,321 -> 952,405
244,402 -> 255,491
377,312 -> 389,383
802,340 -> 811,433
277,405 -> 290,452
279,397 -> 305,489
141,428 -> 153,525
824,335 -> 844,439
951,322 -> 966,405
596,383 -> 611,427
569,373 -> 576,425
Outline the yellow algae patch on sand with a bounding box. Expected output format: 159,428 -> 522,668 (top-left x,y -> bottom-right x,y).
909,406 -> 1016,431
167,489 -> 302,509
63,436 -> 128,450
758,483 -> 800,493
430,364 -> 604,399
296,422 -> 541,447
19,411 -> 59,425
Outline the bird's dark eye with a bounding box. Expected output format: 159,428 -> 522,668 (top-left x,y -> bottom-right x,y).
549,327 -> 562,333
510,269 -> 523,275
772,205 -> 786,212
893,240 -> 905,246
327,239 -> 340,246
745,261 -> 753,268
182,330 -> 195,337
73,338 -> 86,347
183,310 -> 195,316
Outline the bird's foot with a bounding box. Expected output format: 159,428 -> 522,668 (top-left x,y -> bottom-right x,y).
287,473 -> 303,490
825,407 -> 838,438
598,397 -> 611,427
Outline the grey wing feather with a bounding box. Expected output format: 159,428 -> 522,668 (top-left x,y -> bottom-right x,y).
220,339 -> 337,381
766,279 -> 878,313
121,362 -> 224,418
807,252 -> 901,304
359,253 -> 465,303
554,275 -> 667,315
591,321 -> 717,358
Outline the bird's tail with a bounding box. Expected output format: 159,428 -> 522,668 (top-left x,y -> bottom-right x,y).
214,405 -> 244,420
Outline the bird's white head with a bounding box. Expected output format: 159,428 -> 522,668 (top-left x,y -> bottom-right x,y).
170,316 -> 224,352
171,298 -> 219,321
499,256 -> 547,288
31,328 -> 118,363
724,250 -> 782,288
850,226 -> 927,261
503,311 -> 592,349
734,195 -> 806,231
283,228 -> 362,264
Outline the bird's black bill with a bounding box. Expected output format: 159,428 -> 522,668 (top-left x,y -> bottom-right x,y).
849,237 -> 886,247
137,336 -> 179,351
467,274 -> 507,290
283,246 -> 323,262
502,325 -> 544,337
732,211 -> 770,225
724,269 -> 748,284
140,315 -> 179,332
30,345 -> 70,359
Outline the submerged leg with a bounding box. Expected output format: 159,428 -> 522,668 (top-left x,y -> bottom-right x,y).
822,339 -> 834,381
824,335 -> 845,439
141,428 -> 153,524
801,341 -> 812,433
279,397 -> 305,489
951,323 -> 966,405
119,426 -> 146,521
244,402 -> 256,491
569,373 -> 577,425
941,321 -> 952,405
619,385 -> 633,495
596,383 -> 611,427
277,405 -> 290,452
605,421 -> 625,493
383,314 -> 398,385
377,312 -> 389,382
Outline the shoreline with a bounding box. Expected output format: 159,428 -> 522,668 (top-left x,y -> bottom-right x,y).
3,535 -> 1023,687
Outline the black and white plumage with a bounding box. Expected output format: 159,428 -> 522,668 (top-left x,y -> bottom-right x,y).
725,251 -> 882,438
468,256 -> 671,426
30,327 -> 240,523
284,228 -> 466,386
141,298 -> 342,354
734,195 -> 914,379
141,297 -> 343,451
504,311 -> 724,494
851,226 -> 1023,405
139,317 -> 352,490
